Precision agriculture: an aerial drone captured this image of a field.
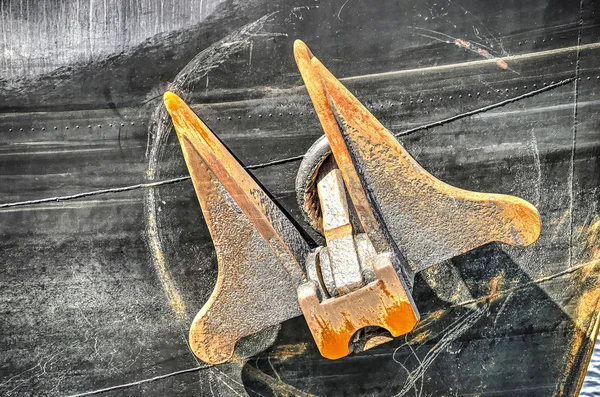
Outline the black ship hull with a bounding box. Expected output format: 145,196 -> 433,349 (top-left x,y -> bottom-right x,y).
1,0 -> 600,395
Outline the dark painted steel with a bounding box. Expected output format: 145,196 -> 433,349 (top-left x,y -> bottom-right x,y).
1,0 -> 599,396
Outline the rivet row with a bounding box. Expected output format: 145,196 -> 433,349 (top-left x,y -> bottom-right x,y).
2,76 -> 598,132
1,121 -> 142,133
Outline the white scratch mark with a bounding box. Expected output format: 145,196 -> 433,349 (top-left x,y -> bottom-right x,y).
93,337 -> 99,357
77,304 -> 95,329
393,306 -> 488,396
208,369 -> 216,397
568,0 -> 584,268
392,338 -> 425,397
210,368 -> 246,397
248,39 -> 253,67
66,365 -> 212,397
493,290 -> 515,329
285,6 -> 310,23
411,26 -> 514,72
529,129 -> 542,207
0,0 -> 228,78
392,358 -> 419,397
2,352 -> 60,396
337,0 -> 350,21
0,363 -> 41,388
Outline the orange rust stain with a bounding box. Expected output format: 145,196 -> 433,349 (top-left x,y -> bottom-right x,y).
165,91 -> 311,364
476,48 -> 490,57
495,58 -> 509,70
242,364 -> 317,397
558,259 -> 600,395
270,343 -> 309,361
428,309 -> 446,320
573,263 -> 600,330
414,309 -> 445,331
575,286 -> 600,396
488,272 -> 504,299
409,330 -> 431,344
560,312 -> 588,395
454,39 -> 508,70
295,39 -> 542,274
228,353 -> 246,364
455,39 -> 471,48
146,213 -> 187,318
410,310 -> 444,335
364,335 -> 394,350
299,260 -> 418,359
294,39 -> 545,361
382,299 -> 420,336
316,314 -> 354,359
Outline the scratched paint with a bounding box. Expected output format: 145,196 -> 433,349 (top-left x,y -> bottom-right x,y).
0,0 -> 599,395
393,306 -> 489,397
0,0 -> 226,78
414,27 -> 511,70
146,213 -> 187,317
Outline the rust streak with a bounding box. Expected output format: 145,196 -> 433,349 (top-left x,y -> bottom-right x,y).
488,272 -> 504,299
495,58 -> 509,70
269,343 -> 309,362
408,330 -> 431,344
558,258 -> 600,395
243,365 -> 316,397
454,259 -> 600,308
297,254 -> 419,360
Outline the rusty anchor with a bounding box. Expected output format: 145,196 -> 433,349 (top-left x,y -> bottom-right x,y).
162,40 -> 541,364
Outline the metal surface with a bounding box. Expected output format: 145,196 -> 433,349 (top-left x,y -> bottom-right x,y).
298,253 -> 419,360
1,0 -> 599,395
165,41 -> 544,365
294,40 -> 396,258
301,160 -> 419,359
316,159 -> 364,295
294,40 -> 542,274
163,92 -> 309,364
291,39 -> 544,361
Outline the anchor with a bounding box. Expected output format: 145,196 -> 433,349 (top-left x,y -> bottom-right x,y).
162,40 -> 541,364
